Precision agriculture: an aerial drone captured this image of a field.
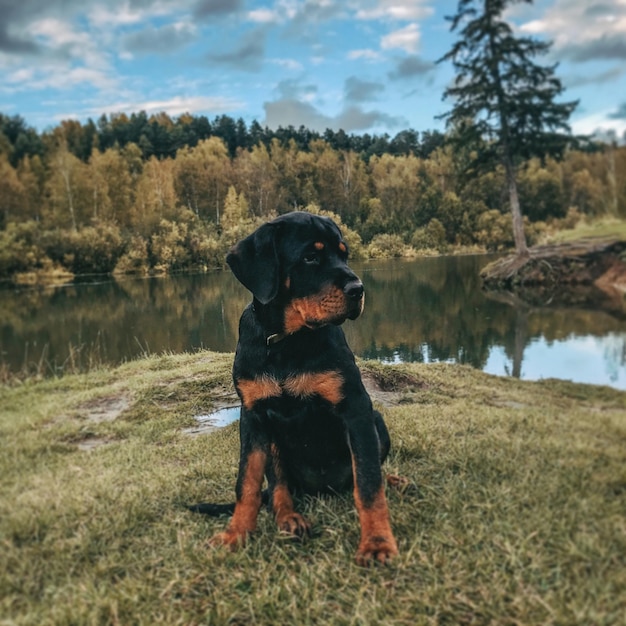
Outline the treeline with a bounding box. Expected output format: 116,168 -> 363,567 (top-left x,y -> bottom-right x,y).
0,111 -> 447,166
0,111 -> 625,281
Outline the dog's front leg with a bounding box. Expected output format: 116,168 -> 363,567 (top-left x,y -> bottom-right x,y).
209,419 -> 267,549
267,443 -> 311,538
348,421 -> 398,566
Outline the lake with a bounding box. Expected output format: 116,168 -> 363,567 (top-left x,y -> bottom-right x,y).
1,255 -> 625,389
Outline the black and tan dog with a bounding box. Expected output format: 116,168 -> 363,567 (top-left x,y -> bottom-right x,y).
191,211 -> 398,565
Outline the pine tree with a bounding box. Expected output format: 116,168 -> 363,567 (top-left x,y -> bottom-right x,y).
437,0 -> 578,256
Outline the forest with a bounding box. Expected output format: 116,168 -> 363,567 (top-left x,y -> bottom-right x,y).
1,111 -> 625,281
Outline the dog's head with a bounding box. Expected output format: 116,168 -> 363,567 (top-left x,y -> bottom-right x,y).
227,212 -> 364,333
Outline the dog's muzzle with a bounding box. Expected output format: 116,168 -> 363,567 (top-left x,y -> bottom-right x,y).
344,280 -> 365,320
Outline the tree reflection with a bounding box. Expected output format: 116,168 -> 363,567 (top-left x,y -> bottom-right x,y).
1,256 -> 624,386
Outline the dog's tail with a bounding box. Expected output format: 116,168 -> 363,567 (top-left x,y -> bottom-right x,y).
186,502 -> 236,516
186,490 -> 270,516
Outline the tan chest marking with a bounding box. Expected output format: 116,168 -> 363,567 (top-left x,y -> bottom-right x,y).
237,371 -> 344,410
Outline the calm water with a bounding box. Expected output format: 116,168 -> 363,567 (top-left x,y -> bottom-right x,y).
1,255 -> 625,389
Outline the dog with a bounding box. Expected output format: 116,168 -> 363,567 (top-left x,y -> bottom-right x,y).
190,211 -> 398,565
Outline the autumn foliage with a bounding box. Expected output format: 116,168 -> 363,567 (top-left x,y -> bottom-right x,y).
0,112 -> 624,280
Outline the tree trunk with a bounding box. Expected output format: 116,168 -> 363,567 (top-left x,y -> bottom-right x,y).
503,155 -> 529,257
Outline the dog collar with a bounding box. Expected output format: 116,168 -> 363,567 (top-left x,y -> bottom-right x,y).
266,331 -> 289,346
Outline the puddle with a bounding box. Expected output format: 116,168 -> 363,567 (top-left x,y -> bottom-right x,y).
183,406 -> 240,436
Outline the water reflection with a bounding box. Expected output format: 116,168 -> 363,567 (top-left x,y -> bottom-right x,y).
1,256 -> 625,388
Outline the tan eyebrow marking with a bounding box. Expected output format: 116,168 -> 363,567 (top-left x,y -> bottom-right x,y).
338,242 -> 347,253
314,242 -> 325,250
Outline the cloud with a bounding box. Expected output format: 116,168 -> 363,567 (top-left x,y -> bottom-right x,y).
381,23 -> 421,53
69,95 -> 244,122
0,29 -> 40,54
206,29 -> 266,71
560,35 -> 626,62
520,0 -> 626,63
275,78 -> 317,101
347,49 -> 382,61
193,0 -> 244,19
388,55 -> 434,80
335,105 -> 406,131
608,102 -> 626,120
122,22 -> 196,55
571,108 -> 626,138
355,0 -> 433,21
565,65 -> 626,88
101,96 -> 243,115
344,76 -> 385,102
247,0 -> 298,24
263,97 -> 405,132
290,0 -> 345,25
270,58 -> 303,71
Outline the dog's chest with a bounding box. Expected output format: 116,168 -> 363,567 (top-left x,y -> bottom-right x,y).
235,370 -> 344,411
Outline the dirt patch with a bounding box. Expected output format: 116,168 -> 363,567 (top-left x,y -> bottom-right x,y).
362,370 -> 424,407
77,395 -> 132,423
77,437 -> 113,452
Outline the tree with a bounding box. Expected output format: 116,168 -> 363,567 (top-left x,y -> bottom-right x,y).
437,0 -> 578,256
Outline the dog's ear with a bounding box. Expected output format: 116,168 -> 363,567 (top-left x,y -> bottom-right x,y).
226,222 -> 280,304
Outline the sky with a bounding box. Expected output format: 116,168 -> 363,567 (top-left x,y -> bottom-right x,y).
1,0 -> 626,140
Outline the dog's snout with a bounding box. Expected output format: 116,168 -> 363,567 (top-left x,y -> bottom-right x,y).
344,280 -> 364,300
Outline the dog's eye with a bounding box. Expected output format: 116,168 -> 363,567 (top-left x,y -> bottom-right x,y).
303,253 -> 320,265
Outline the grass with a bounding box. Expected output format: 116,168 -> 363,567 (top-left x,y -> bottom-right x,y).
1,351 -> 625,625
541,217 -> 626,244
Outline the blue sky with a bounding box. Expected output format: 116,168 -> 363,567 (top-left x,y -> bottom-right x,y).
1,0 -> 625,140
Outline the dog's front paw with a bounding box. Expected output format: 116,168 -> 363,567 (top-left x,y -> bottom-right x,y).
208,529 -> 247,550
277,512 -> 311,538
355,535 -> 398,566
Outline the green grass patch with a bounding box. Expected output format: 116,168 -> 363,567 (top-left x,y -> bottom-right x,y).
544,217 -> 626,244
1,352 -> 625,624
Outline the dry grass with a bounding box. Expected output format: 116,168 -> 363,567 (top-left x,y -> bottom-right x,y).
1,351 -> 625,625
542,217 -> 626,244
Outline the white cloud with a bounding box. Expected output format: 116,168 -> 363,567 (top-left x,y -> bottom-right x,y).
247,0 -> 298,24
381,23 -> 420,53
88,2 -> 145,27
271,58 -> 304,70
248,8 -> 280,23
355,0 -> 433,21
31,18 -> 91,49
348,49 -> 382,61
519,0 -> 626,61
56,95 -> 245,123
571,108 -> 626,137
5,68 -> 35,84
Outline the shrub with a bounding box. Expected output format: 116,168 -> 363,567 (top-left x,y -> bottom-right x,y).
149,219 -> 191,272
475,210 -> 514,251
188,226 -> 226,269
367,233 -> 407,259
114,236 -> 149,275
0,221 -> 49,277
411,218 -> 448,253
43,222 -> 125,274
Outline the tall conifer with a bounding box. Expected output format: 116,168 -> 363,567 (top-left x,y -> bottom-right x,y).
438,0 -> 578,255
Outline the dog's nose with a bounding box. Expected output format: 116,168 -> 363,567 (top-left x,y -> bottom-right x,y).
344,280 -> 364,300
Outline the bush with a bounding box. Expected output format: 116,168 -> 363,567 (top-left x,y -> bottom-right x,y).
114,236 -> 149,275
367,233 -> 407,259
43,222 -> 125,274
475,210 -> 514,251
188,225 -> 227,269
149,219 -> 191,271
0,221 -> 49,277
411,218 -> 448,253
